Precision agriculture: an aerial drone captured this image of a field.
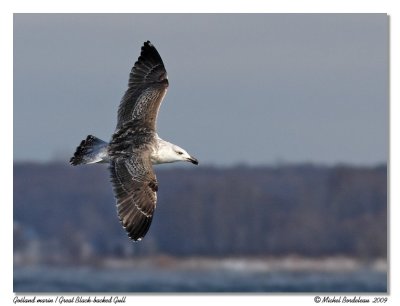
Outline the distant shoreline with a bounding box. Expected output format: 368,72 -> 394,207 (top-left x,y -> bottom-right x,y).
100,255 -> 388,272
15,255 -> 387,273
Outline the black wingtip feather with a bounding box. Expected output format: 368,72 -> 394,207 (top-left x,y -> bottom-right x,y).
125,215 -> 153,242
128,40 -> 168,87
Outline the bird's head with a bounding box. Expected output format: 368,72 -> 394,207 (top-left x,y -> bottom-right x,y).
172,145 -> 199,165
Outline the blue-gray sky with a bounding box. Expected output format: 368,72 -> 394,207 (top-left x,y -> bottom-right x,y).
13,13 -> 388,166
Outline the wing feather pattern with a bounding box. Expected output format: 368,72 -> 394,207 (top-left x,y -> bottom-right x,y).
109,155 -> 158,241
116,41 -> 168,131
108,41 -> 167,241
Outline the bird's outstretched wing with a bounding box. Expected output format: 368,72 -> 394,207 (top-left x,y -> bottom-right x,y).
116,41 -> 168,131
109,155 -> 158,241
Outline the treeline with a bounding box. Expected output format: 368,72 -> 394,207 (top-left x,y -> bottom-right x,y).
13,162 -> 387,264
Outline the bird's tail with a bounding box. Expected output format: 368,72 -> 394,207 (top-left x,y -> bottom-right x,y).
70,135 -> 109,166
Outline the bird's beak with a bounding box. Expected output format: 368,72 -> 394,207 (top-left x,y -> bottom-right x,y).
187,156 -> 199,165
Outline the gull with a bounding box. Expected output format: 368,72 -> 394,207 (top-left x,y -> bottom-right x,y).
70,41 -> 198,241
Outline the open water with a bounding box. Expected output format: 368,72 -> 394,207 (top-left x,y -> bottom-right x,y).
14,265 -> 387,293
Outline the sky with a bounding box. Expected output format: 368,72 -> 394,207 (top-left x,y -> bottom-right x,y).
13,13 -> 388,166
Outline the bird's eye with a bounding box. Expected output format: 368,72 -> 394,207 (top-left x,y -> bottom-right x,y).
177,151 -> 183,155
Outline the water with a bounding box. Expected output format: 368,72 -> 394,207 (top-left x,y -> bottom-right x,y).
14,266 -> 387,293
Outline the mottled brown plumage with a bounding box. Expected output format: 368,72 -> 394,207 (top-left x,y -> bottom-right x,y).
70,41 -> 198,242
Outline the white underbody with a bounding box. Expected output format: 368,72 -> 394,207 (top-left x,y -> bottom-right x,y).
85,135 -> 196,165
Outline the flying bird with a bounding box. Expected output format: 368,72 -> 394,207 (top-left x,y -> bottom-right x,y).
70,41 -> 198,241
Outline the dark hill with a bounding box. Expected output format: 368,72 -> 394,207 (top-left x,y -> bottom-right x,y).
13,162 -> 387,264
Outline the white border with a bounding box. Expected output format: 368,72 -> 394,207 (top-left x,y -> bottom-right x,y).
2,1 -> 398,305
